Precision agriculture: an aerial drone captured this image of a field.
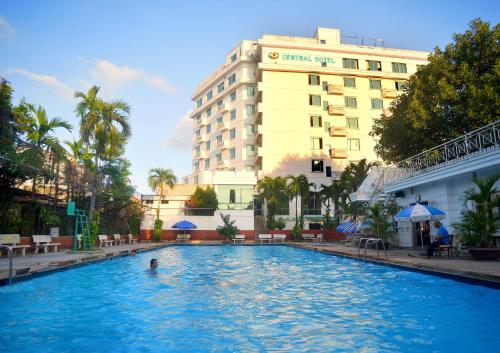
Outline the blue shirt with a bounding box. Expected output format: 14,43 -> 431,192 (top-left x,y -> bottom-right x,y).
437,225 -> 450,244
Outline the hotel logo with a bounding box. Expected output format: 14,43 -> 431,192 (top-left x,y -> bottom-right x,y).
268,52 -> 279,59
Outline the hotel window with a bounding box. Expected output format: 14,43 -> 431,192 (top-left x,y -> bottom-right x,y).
230,148 -> 236,159
216,116 -> 223,125
206,107 -> 212,117
246,144 -> 255,156
320,39 -> 326,44
247,85 -> 255,96
217,100 -> 223,110
194,176 -> 199,184
246,104 -> 255,115
345,97 -> 357,108
230,53 -> 237,63
246,124 -> 255,135
395,81 -> 408,91
206,141 -> 211,151
195,129 -> 200,137
311,137 -> 323,150
310,116 -> 322,127
323,101 -> 329,111
371,98 -> 384,109
196,114 -> 201,124
367,60 -> 382,71
309,95 -> 321,106
324,121 -> 330,133
342,58 -> 358,69
230,128 -> 236,139
206,123 -> 211,133
369,79 -> 382,89
392,62 -> 407,73
216,134 -> 222,143
230,91 -> 236,101
308,74 -> 320,85
217,82 -> 225,93
195,145 -> 200,155
194,161 -> 199,171
346,117 -> 359,129
196,98 -> 202,108
311,160 -> 324,173
205,158 -> 210,169
228,73 -> 236,85
322,81 -> 328,91
343,77 -> 356,88
207,90 -> 213,101
230,109 -> 236,120
347,138 -> 360,151
216,153 -> 222,162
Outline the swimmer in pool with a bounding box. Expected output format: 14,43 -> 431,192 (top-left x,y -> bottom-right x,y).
150,258 -> 158,270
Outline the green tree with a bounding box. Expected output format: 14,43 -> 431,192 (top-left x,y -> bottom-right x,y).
147,167 -> 177,195
454,175 -> 500,247
192,186 -> 218,209
366,202 -> 393,242
372,19 -> 499,163
75,85 -> 131,227
286,174 -> 312,225
216,213 -> 240,240
256,176 -> 287,229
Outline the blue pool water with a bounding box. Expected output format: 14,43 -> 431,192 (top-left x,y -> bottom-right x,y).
1,245 -> 499,353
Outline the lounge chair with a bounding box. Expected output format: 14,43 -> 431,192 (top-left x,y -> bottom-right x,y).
233,234 -> 245,243
302,233 -> 315,242
32,235 -> 61,254
113,234 -> 126,246
98,234 -> 113,247
0,234 -> 30,256
257,234 -> 272,243
273,234 -> 286,243
127,234 -> 138,245
176,234 -> 190,243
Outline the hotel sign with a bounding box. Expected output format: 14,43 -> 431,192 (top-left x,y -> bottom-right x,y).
268,51 -> 335,64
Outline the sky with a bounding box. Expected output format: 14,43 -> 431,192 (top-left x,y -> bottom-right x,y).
1,0 -> 499,194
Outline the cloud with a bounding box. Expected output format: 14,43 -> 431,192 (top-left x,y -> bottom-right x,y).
0,16 -> 15,41
6,68 -> 74,100
165,112 -> 193,150
89,60 -> 176,95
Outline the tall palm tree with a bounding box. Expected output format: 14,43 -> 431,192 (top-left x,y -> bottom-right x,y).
256,176 -> 287,227
319,180 -> 346,224
75,85 -> 131,226
286,174 -> 311,224
148,168 -> 177,195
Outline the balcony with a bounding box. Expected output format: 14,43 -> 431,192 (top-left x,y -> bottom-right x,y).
381,88 -> 398,99
217,121 -> 230,131
329,126 -> 347,137
330,148 -> 348,159
327,84 -> 344,95
195,117 -> 208,126
328,105 -> 345,116
197,151 -> 207,160
218,103 -> 230,113
216,160 -> 230,168
217,140 -> 229,150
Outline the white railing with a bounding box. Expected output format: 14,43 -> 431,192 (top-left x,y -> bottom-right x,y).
382,120 -> 499,187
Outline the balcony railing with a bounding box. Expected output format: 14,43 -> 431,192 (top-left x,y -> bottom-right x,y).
327,84 -> 344,95
329,126 -> 347,137
328,105 -> 345,116
382,120 -> 500,187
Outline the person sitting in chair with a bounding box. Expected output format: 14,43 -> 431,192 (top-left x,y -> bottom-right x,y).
427,221 -> 450,258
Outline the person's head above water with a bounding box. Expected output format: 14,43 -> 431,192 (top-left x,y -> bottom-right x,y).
150,258 -> 158,269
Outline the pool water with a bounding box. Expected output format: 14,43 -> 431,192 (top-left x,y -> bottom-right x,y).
1,245 -> 499,353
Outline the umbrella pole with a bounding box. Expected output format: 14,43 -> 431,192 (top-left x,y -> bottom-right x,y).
420,226 -> 425,250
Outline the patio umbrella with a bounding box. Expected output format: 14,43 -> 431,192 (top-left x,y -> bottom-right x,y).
336,221 -> 355,233
171,220 -> 197,236
395,203 -> 446,249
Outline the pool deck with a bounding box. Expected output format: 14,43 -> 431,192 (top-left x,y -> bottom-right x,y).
1,241 -> 500,286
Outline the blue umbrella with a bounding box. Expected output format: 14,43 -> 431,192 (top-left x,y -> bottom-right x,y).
336,221 -> 354,233
395,203 -> 446,222
171,220 -> 197,230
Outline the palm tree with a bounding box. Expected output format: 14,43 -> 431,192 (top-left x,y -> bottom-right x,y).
75,85 -> 131,226
366,202 -> 392,242
256,176 -> 287,228
286,174 -> 312,224
319,180 -> 346,224
148,168 -> 177,195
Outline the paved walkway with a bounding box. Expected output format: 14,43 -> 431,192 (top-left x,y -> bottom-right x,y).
291,242 -> 500,284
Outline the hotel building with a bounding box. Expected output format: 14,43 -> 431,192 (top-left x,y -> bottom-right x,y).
187,28 -> 428,184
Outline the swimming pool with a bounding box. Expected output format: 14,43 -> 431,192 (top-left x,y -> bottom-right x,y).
1,245 -> 498,352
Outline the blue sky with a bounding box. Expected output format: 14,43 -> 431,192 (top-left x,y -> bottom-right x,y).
1,0 -> 498,193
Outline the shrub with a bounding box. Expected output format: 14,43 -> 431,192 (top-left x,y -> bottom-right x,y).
216,213 -> 240,240
153,218 -> 163,242
322,212 -> 335,230
274,217 -> 286,230
91,211 -> 101,245
192,186 -> 218,209
292,223 -> 302,241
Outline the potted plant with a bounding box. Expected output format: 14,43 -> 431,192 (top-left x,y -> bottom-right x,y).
453,175 -> 500,260
366,202 -> 394,249
216,213 -> 240,242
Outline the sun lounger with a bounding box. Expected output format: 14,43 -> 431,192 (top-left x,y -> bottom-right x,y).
127,234 -> 137,244
113,234 -> 126,246
257,234 -> 272,243
32,235 -> 61,254
273,234 -> 286,243
233,234 -> 245,243
313,234 -> 323,243
302,233 -> 315,242
98,234 -> 113,247
176,234 -> 191,243
0,234 -> 30,256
